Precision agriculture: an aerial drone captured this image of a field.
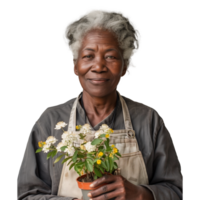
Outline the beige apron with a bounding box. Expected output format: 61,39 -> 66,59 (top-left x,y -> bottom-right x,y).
58,93 -> 149,198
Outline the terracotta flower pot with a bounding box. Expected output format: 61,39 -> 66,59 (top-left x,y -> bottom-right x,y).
76,174 -> 115,200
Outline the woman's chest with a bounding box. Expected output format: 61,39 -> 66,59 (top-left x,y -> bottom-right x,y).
87,115 -> 108,127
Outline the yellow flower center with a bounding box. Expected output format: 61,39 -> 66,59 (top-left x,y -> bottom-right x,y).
38,141 -> 46,147
81,170 -> 84,175
105,134 -> 110,138
109,153 -> 114,158
97,160 -> 101,165
38,141 -> 42,147
113,148 -> 118,154
80,145 -> 86,150
98,152 -> 103,157
76,125 -> 82,130
111,144 -> 115,148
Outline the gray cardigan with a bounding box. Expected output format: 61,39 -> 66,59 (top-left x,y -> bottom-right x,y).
18,95 -> 182,200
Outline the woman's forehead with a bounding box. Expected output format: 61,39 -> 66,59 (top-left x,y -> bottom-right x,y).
83,29 -> 117,43
80,29 -> 120,51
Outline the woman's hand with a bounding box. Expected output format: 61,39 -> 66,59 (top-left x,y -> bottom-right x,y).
87,174 -> 154,200
73,199 -> 82,200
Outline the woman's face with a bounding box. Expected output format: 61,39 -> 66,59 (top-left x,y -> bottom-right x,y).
74,29 -> 127,97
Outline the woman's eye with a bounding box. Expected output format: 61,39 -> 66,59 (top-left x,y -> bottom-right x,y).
82,55 -> 117,60
83,55 -> 93,59
106,56 -> 116,59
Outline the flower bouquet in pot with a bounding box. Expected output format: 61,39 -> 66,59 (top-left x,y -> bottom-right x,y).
36,122 -> 121,200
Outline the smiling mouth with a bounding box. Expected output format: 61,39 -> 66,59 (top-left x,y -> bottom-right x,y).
88,78 -> 109,85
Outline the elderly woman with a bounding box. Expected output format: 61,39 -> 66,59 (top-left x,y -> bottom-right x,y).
18,11 -> 182,200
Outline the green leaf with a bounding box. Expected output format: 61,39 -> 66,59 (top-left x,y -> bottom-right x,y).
87,159 -> 93,165
79,133 -> 86,140
35,148 -> 42,153
85,159 -> 93,172
99,134 -> 106,138
69,163 -> 76,170
61,156 -> 72,164
113,155 -> 119,161
116,152 -> 121,157
98,165 -> 104,173
94,174 -> 98,180
91,138 -> 103,145
100,149 -> 106,154
60,146 -> 67,151
109,157 -> 114,173
98,146 -> 104,150
114,162 -> 118,169
87,154 -> 93,158
74,164 -> 82,176
72,150 -> 78,162
47,151 -> 53,160
77,154 -> 84,158
76,161 -> 85,166
101,161 -> 107,170
54,154 -> 65,164
79,133 -> 85,137
74,164 -> 79,173
106,147 -> 112,151
93,158 -> 100,164
80,135 -> 86,139
81,142 -> 87,145
105,158 -> 110,171
51,150 -> 57,158
105,138 -> 110,149
94,167 -> 102,178
67,159 -> 73,166
87,151 -> 96,154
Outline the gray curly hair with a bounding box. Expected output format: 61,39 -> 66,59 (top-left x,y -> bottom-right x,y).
65,11 -> 138,67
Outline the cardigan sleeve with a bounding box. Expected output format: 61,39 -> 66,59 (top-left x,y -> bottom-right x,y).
141,119 -> 182,200
17,121 -> 76,200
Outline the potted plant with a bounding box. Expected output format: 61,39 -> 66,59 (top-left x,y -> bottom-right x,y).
36,122 -> 121,200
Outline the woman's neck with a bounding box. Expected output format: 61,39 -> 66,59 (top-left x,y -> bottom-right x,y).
82,90 -> 118,127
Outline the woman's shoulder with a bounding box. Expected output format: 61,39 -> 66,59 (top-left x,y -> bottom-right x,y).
122,95 -> 164,126
26,97 -> 77,141
38,97 -> 76,118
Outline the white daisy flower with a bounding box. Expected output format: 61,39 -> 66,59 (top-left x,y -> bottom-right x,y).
84,141 -> 96,152
46,136 -> 58,145
61,131 -> 70,140
100,124 -> 109,131
104,128 -> 113,134
64,145 -> 75,156
56,142 -> 65,152
42,143 -> 51,153
80,123 -> 92,135
54,121 -> 67,130
61,140 -> 72,147
61,131 -> 79,145
95,129 -> 104,138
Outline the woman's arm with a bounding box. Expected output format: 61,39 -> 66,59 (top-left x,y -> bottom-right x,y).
17,121 -> 76,200
140,119 -> 182,199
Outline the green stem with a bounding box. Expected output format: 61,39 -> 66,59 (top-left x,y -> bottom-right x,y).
92,165 -> 95,180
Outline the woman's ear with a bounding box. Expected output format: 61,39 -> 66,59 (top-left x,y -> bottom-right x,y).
74,59 -> 78,76
121,66 -> 127,76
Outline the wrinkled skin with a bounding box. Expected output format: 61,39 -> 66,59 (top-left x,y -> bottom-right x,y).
74,29 -> 126,127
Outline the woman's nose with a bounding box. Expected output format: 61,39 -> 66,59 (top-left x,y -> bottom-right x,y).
91,57 -> 107,73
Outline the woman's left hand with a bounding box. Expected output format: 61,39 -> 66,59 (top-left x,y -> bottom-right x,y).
87,174 -> 154,200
